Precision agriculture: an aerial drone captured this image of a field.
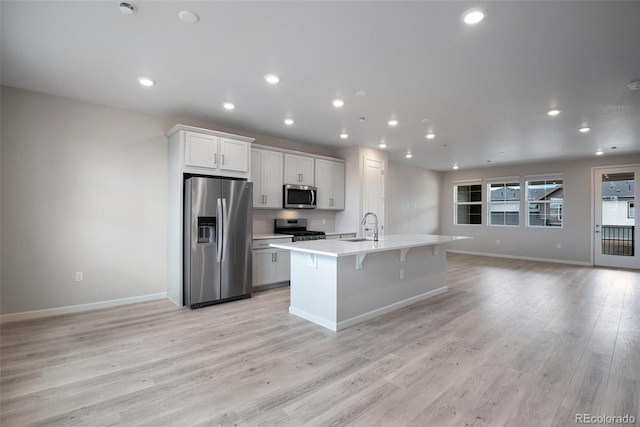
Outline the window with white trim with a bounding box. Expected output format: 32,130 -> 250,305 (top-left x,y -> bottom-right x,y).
488,180 -> 520,226
454,182 -> 482,225
526,177 -> 563,227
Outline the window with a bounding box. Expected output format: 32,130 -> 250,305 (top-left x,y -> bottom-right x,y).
526,177 -> 563,227
455,182 -> 482,225
488,181 -> 520,226
629,201 -> 635,219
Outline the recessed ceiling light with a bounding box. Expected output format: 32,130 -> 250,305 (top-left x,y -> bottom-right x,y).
595,150 -> 604,156
178,10 -> 199,24
379,143 -> 387,148
137,77 -> 155,87
442,144 -> 448,148
426,133 -> 436,140
119,2 -> 136,14
405,153 -> 413,159
547,108 -> 561,116
453,165 -> 459,170
388,119 -> 398,127
332,99 -> 344,108
579,126 -> 591,133
264,74 -> 280,84
223,102 -> 235,110
358,116 -> 366,122
284,118 -> 294,126
340,133 -> 348,139
355,91 -> 368,97
462,8 -> 485,25
421,118 -> 431,123
499,151 -> 506,156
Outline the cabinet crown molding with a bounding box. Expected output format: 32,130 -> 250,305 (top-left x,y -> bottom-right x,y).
252,143 -> 344,163
167,124 -> 255,143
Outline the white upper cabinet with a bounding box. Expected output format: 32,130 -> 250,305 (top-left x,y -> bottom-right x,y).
284,153 -> 314,186
219,137 -> 249,172
170,125 -> 253,179
251,148 -> 283,209
184,132 -> 218,168
315,159 -> 345,210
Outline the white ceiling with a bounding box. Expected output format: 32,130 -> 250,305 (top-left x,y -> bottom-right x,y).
2,1 -> 639,171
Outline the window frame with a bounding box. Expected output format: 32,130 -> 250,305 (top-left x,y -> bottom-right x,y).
525,175 -> 564,228
487,178 -> 521,227
454,181 -> 483,226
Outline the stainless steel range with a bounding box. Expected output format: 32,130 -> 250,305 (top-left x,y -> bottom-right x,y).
274,218 -> 326,242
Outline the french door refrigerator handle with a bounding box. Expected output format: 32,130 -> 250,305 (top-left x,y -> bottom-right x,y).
221,198 -> 228,261
216,198 -> 223,262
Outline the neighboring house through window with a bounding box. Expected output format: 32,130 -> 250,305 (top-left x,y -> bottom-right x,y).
488,179 -> 520,226
455,182 -> 482,225
526,176 -> 564,227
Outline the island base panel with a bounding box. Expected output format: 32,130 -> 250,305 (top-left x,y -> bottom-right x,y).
288,246 -> 447,331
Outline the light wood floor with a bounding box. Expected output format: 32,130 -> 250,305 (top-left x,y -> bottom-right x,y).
1,254 -> 639,426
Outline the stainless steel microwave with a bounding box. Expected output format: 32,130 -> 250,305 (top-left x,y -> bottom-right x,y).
283,184 -> 316,209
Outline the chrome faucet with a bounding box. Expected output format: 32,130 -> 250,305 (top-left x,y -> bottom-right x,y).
361,212 -> 379,241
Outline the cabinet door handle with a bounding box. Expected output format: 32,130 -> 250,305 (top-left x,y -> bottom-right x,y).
265,195 -> 268,204
271,253 -> 276,262
221,154 -> 225,165
214,153 -> 217,165
330,198 -> 333,206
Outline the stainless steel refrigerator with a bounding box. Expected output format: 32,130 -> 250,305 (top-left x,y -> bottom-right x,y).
184,177 -> 252,308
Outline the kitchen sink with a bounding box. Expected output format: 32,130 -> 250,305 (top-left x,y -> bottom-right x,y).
342,238 -> 369,242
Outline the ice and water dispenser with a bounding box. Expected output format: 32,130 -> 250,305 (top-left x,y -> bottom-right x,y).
197,217 -> 216,244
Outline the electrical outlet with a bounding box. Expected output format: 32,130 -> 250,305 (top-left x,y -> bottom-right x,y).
400,269 -> 405,280
75,271 -> 84,282
556,242 -> 561,249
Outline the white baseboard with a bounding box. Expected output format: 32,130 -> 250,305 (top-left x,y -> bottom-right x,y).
446,250 -> 592,267
289,286 -> 448,332
0,292 -> 168,323
289,307 -> 338,331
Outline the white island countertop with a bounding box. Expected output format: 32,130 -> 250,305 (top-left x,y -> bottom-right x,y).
270,233 -> 470,257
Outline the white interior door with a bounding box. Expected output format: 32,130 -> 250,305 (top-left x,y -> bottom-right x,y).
593,165 -> 639,269
363,157 -> 385,238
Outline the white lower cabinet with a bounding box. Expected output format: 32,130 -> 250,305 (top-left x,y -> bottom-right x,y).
252,238 -> 291,289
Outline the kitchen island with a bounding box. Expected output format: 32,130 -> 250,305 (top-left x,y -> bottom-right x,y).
270,234 -> 469,331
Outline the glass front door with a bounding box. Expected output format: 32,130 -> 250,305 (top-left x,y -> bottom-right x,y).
594,166 -> 639,269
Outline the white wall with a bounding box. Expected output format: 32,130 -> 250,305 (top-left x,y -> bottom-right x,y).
440,155 -> 640,264
386,164 -> 441,234
1,86 -> 170,314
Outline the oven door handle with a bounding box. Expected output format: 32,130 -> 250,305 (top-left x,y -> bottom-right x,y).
310,189 -> 315,206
